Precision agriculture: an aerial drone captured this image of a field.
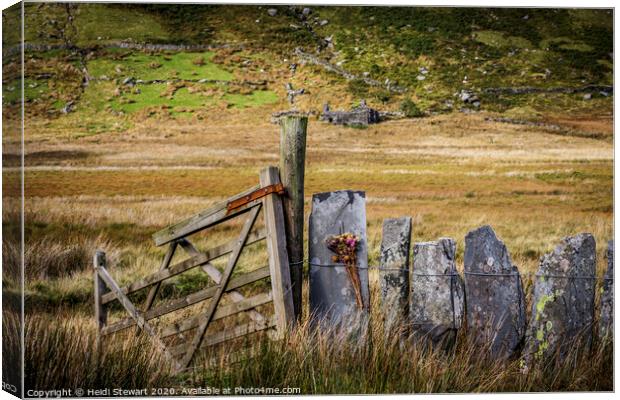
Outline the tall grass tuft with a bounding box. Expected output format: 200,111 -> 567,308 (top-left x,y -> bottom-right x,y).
17,312 -> 173,391
194,305 -> 613,393
3,236 -> 120,281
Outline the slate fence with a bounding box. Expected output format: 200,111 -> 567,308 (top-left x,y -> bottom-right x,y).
306,189 -> 614,363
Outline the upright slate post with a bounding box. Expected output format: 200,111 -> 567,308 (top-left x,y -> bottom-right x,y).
410,238 -> 465,346
523,234 -> 597,364
379,217 -> 412,335
308,190 -> 369,332
279,116 -> 307,321
464,225 -> 526,360
599,240 -> 614,340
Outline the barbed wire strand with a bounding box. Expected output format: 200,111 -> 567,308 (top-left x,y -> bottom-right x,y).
288,259 -> 613,281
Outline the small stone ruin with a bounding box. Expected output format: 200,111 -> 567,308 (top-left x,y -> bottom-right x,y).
320,100 -> 381,127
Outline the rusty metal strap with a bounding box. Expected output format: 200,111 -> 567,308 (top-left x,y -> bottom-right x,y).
226,183 -> 285,214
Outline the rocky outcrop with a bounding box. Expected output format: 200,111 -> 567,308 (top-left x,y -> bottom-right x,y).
410,238 -> 465,346
524,234 -> 597,363
379,217 -> 412,335
308,190 -> 370,333
464,225 -> 526,360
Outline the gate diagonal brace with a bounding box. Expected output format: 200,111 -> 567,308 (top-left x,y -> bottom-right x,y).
226,183 -> 285,215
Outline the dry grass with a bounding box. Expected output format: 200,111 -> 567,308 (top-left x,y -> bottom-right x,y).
1,311 -> 174,392
3,110 -> 613,393
194,285 -> 613,393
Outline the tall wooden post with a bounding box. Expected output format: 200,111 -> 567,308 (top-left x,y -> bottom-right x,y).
260,166 -> 296,334
279,115 -> 307,321
93,250 -> 110,362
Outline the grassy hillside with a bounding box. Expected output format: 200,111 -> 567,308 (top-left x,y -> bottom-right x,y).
2,4 -> 613,128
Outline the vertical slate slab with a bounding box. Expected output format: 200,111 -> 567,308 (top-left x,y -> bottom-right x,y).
309,190 -> 369,330
524,233 -> 596,362
379,217 -> 412,334
464,225 -> 526,360
410,238 -> 465,345
599,240 -> 614,340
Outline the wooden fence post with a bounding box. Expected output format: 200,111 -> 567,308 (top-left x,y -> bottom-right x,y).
93,250 -> 110,360
279,115 -> 307,321
260,166 -> 296,335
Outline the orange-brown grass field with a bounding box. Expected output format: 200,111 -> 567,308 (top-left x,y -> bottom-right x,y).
2,105 -> 613,393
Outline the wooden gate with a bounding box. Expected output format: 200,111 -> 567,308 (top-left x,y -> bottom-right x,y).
93,166 -> 295,372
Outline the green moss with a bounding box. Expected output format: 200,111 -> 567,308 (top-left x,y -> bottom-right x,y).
223,90 -> 278,108
474,30 -> 532,49
111,85 -> 209,113
88,52 -> 233,81
535,293 -> 555,320
2,79 -> 49,104
24,3 -> 170,45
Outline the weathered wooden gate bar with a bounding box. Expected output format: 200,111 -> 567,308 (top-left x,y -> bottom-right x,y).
100,228 -> 267,305
159,292 -> 273,339
94,251 -> 181,371
94,251 -> 110,355
142,241 -> 178,311
152,184 -> 261,246
179,205 -> 263,368
100,266 -> 271,336
95,166 -> 295,373
170,316 -> 278,358
260,166 -> 296,334
179,238 -> 268,326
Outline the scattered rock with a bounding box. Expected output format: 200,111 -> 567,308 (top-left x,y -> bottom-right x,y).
416,75 -> 426,81
524,234 -> 596,364
122,77 -> 136,87
267,8 -> 278,17
583,93 -> 592,100
380,217 -> 412,335
459,89 -> 480,108
599,240 -> 614,340
61,101 -> 75,114
411,238 -> 465,346
319,19 -> 329,26
464,225 -> 526,360
302,7 -> 312,16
